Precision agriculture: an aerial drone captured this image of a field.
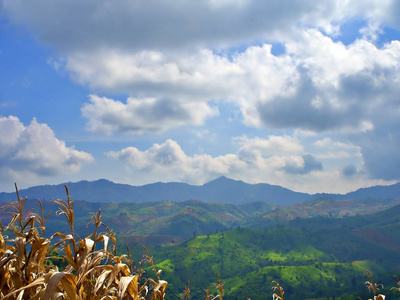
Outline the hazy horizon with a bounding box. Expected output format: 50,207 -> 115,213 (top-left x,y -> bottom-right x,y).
3,175 -> 400,196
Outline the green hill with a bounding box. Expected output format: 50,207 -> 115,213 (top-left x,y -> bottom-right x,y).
150,220 -> 400,299
0,198 -> 275,246
263,197 -> 400,220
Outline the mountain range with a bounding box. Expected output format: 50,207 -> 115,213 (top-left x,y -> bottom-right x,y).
1,176 -> 400,205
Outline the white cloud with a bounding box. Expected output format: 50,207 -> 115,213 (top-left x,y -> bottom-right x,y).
235,135 -> 303,166
237,135 -> 303,154
61,30 -> 400,138
256,30 -> 400,133
68,44 -> 299,131
5,1 -> 399,137
314,138 -> 362,159
81,95 -> 218,134
0,0 -> 325,52
0,116 -> 93,179
106,138 -> 394,193
67,49 -> 245,99
285,29 -> 400,88
107,139 -> 246,183
3,0 -> 398,52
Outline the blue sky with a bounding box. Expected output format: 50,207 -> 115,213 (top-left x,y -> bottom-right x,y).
1,0 -> 400,193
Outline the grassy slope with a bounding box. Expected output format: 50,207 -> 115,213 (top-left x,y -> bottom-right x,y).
152,225 -> 400,299
263,197 -> 400,220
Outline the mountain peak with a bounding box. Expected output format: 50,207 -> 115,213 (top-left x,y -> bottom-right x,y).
206,176 -> 241,184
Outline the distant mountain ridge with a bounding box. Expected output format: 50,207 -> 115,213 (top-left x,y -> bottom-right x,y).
1,176 -> 399,205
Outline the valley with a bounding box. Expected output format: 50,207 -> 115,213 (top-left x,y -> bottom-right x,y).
2,177 -> 400,299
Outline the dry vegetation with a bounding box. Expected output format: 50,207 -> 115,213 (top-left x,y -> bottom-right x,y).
0,184 -> 167,299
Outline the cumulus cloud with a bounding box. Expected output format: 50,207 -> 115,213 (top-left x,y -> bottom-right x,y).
62,30 -> 400,139
65,46 -> 294,102
5,1 -> 399,135
0,0 -> 330,52
0,116 -> 93,178
81,95 -> 218,134
282,154 -> 323,175
3,0 -> 398,52
235,135 -> 303,166
314,138 -> 361,160
105,138 -> 395,193
107,138 -> 323,185
256,31 -> 400,132
106,139 -> 246,183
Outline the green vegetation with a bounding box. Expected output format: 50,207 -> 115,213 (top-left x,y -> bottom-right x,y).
3,184 -> 400,299
150,226 -> 400,299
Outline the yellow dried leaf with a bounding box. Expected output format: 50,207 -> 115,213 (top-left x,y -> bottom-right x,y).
152,280 -> 168,299
0,233 -> 5,257
16,289 -> 24,300
60,273 -> 79,300
27,236 -> 50,274
2,275 -> 46,299
117,275 -> 138,300
65,243 -> 78,270
101,235 -> 110,251
94,269 -> 112,295
106,263 -> 130,288
14,237 -> 26,270
44,272 -> 79,300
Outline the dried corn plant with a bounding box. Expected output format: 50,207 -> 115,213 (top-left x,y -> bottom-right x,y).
358,270 -> 385,300
271,280 -> 284,300
183,281 -> 190,299
204,273 -> 223,300
390,274 -> 400,293
0,184 -> 167,300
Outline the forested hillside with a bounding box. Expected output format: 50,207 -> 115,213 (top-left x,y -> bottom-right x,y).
2,185 -> 400,299
150,217 -> 400,299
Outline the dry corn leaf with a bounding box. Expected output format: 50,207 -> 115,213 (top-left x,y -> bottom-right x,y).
152,280 -> 168,300
64,243 -> 78,270
16,289 -> 25,300
273,294 -> 283,300
76,238 -> 95,268
44,272 -> 68,299
5,214 -> 19,231
44,272 -> 79,300
79,254 -> 111,283
0,254 -> 15,269
14,237 -> 26,270
27,236 -> 50,274
94,269 -> 112,295
0,233 -> 5,257
117,275 -> 139,300
106,263 -> 131,288
101,235 -> 110,251
60,273 -> 80,300
2,274 -> 47,299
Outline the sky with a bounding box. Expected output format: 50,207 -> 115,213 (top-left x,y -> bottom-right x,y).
1,0 -> 400,194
